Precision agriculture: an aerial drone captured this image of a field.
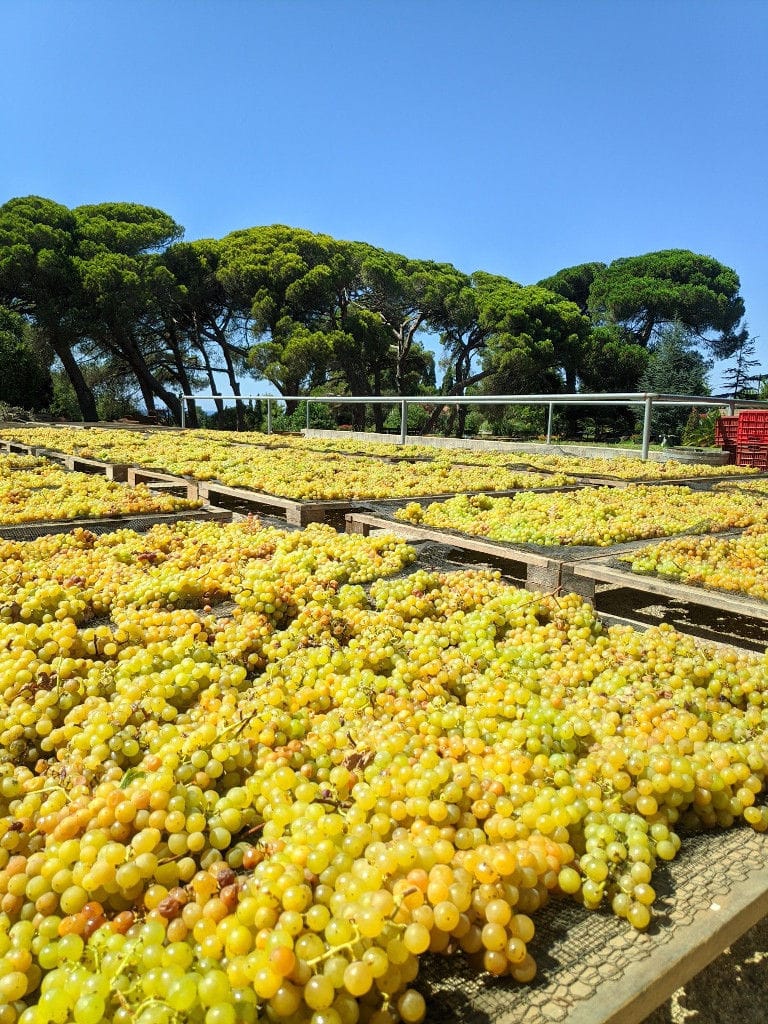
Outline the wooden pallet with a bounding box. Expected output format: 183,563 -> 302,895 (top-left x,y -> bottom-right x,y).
420,825 -> 768,1024
566,554 -> 768,621
346,508 -> 757,603
346,511 -> 565,592
198,483 -> 584,524
37,451 -> 130,482
568,470 -> 768,488
0,439 -> 45,457
197,480 -> 354,526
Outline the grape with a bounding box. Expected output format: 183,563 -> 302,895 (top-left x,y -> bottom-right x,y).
0,970 -> 27,1002
72,994 -> 106,1024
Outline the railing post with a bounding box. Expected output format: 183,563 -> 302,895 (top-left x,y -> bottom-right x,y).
266,398 -> 272,435
641,395 -> 653,460
179,394 -> 185,430
306,401 -> 310,430
400,400 -> 407,445
546,402 -> 554,444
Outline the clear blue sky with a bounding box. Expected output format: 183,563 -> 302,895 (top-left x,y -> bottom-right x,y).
2,0 -> 766,392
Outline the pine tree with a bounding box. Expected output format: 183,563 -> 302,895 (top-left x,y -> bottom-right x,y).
722,331 -> 760,399
638,322 -> 712,439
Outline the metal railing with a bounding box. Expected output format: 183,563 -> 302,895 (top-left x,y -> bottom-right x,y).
178,391 -> 768,460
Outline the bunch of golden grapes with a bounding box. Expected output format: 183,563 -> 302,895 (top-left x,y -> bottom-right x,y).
395,484 -> 768,546
0,517 -> 767,1023
624,524 -> 768,601
0,454 -> 199,526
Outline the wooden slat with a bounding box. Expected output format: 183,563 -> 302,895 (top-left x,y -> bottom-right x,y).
127,467 -> 199,501
570,558 -> 768,621
421,826 -> 768,1024
346,512 -> 557,568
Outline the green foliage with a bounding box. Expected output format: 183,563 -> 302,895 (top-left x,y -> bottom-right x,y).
0,401 -> 32,421
74,202 -> 182,255
382,402 -> 431,434
48,369 -> 82,420
0,306 -> 52,409
537,262 -> 606,315
225,226 -> 441,410
478,278 -> 590,393
47,364 -> 141,423
471,403 -> 547,439
588,249 -> 746,358
721,330 -> 761,399
577,324 -> 649,392
0,196 -> 753,429
639,322 -> 712,438
264,400 -> 338,433
0,196 -> 94,417
201,401 -> 265,431
681,408 -> 718,447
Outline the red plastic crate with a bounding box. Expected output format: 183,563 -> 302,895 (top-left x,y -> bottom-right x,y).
715,416 -> 739,446
735,443 -> 768,469
736,411 -> 768,444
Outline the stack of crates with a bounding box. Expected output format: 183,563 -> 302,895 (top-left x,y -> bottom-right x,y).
715,416 -> 739,461
734,411 -> 768,470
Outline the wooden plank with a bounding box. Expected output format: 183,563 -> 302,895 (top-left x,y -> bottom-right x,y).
65,455 -> 130,482
566,471 -> 766,488
344,512 -> 728,570
0,439 -> 51,458
570,558 -> 768,622
346,512 -> 557,568
143,480 -> 195,499
198,480 -> 352,513
197,481 -> 354,526
559,563 -> 598,601
562,858 -> 768,1024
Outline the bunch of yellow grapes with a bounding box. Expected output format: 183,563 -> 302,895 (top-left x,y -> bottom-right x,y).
2,424 -> 753,482
396,484 -> 768,546
0,454 -> 199,526
0,518 -> 767,1024
624,524 -> 768,601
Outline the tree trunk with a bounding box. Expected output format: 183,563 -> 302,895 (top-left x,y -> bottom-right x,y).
422,367 -> 491,435
166,327 -> 198,427
113,330 -> 182,424
456,404 -> 467,438
394,314 -> 424,394
372,367 -> 384,431
193,338 -> 224,416
208,322 -> 247,429
52,332 -> 99,421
